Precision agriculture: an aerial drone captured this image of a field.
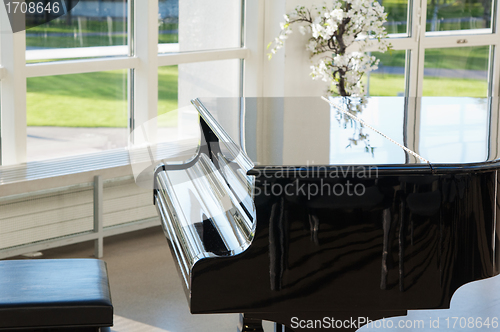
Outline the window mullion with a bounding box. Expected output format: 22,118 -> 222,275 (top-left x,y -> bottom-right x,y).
492,0 -> 500,97
413,0 -> 427,98
0,7 -> 26,165
133,0 -> 159,143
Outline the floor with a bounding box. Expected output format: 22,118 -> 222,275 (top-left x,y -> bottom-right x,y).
21,226 -> 500,332
36,226 -> 249,332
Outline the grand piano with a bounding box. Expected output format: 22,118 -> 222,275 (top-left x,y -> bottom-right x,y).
152,97 -> 500,331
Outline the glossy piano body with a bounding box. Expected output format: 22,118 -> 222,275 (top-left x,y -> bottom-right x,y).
154,97 -> 500,331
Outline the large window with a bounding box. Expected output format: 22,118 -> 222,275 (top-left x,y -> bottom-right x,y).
1,0 -> 499,165
0,0 -> 247,165
365,0 -> 499,98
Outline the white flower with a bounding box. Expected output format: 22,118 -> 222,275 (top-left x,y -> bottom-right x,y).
268,0 -> 390,96
331,9 -> 344,21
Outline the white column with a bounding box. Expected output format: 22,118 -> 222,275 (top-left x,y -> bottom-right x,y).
133,0 -> 158,142
0,5 -> 26,165
262,0 -> 286,97
282,0 -> 328,97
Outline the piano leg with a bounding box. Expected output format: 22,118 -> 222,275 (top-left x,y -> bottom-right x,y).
238,314 -> 264,332
274,323 -> 294,332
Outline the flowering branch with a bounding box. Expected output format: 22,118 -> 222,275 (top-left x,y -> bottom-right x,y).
268,1 -> 391,97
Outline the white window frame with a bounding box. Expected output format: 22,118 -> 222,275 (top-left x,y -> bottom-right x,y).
0,0 -> 259,166
2,0 -> 497,166
357,0 -> 500,98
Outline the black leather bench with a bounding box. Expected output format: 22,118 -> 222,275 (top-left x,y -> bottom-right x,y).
0,259 -> 113,331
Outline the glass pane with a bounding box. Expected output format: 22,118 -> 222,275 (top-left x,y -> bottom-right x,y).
178,59 -> 241,105
426,0 -> 493,32
147,61 -> 240,165
27,0 -> 128,63
419,97 -> 489,163
27,70 -> 128,161
160,0 -> 242,53
380,0 -> 409,34
365,50 -> 407,96
158,0 -> 179,50
423,46 -> 490,97
158,59 -> 240,136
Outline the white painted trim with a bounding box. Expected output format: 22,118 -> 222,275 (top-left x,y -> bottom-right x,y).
425,28 -> 493,37
0,5 -> 27,165
25,56 -> 140,78
242,0 -> 265,97
493,0 -> 500,98
0,66 -> 5,80
133,0 -> 159,140
422,34 -> 500,48
157,48 -> 250,67
492,46 -> 500,98
415,0 -> 427,98
385,37 -> 418,51
23,48 -> 248,78
350,37 -> 418,52
26,45 -> 129,61
158,43 -> 180,54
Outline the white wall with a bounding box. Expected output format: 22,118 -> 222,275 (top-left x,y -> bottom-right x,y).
264,0 -> 328,97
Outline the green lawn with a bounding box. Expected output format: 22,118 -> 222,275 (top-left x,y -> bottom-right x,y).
27,66 -> 179,127
367,73 -> 488,97
375,46 -> 490,71
158,66 -> 179,127
27,66 -> 487,129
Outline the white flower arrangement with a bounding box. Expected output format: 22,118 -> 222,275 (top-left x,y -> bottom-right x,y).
268,1 -> 391,97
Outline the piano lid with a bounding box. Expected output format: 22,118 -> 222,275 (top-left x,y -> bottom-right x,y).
193,97 -> 500,170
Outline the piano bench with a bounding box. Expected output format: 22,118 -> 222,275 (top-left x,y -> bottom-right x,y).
0,259 -> 113,331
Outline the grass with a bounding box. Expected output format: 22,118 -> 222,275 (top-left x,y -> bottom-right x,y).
422,76 -> 488,97
27,66 -> 179,128
365,74 -> 406,96
367,73 -> 488,97
375,46 -> 490,71
27,67 -> 487,129
158,66 -> 179,127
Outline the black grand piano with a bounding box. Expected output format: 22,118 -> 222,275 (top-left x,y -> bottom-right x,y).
152,97 -> 500,331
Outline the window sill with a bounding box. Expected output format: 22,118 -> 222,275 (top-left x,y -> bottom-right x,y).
0,138 -> 197,197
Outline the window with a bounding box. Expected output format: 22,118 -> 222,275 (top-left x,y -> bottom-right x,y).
1,0 -> 499,165
0,0 -> 248,165
27,0 -> 129,62
27,70 -> 128,161
365,0 -> 499,98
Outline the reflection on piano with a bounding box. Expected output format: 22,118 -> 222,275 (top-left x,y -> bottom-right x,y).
153,97 -> 500,331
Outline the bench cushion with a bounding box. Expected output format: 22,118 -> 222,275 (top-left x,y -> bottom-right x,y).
0,259 -> 113,330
